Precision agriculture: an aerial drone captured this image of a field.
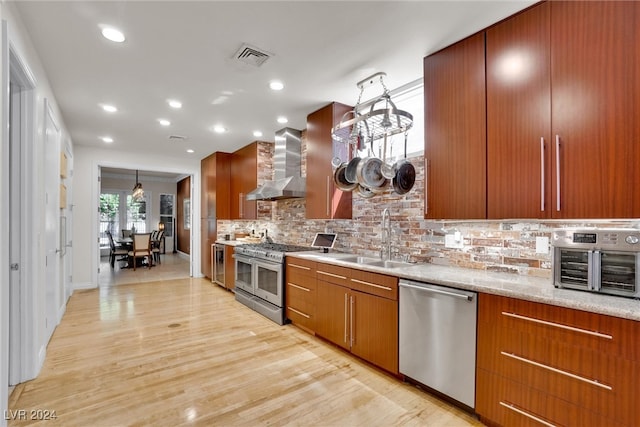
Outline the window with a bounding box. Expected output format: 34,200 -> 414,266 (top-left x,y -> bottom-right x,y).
159,193 -> 174,238
99,190 -> 149,248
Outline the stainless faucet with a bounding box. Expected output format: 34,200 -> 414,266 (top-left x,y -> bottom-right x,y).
381,208 -> 392,261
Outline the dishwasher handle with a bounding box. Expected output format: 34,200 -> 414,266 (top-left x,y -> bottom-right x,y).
399,281 -> 474,302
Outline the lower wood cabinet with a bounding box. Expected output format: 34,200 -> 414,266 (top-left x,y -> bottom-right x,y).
224,246 -> 235,291
285,258 -> 399,374
477,293 -> 640,427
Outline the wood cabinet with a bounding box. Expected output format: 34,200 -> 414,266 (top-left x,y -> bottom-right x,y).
549,1 -> 639,218
476,293 -> 640,427
230,142 -> 257,220
426,1 -> 640,220
224,245 -> 235,291
424,32 -> 486,219
314,261 -> 398,374
486,2 -> 551,219
285,258 -> 317,334
306,102 -> 353,219
200,152 -> 231,278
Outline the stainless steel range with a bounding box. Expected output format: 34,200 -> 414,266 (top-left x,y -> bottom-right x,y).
234,242 -> 317,324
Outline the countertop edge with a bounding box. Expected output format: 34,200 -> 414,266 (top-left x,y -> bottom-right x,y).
286,253 -> 640,322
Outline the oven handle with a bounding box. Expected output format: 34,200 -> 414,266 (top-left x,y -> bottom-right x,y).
591,250 -> 601,292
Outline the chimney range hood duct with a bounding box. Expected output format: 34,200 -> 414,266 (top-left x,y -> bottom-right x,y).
245,127 -> 305,201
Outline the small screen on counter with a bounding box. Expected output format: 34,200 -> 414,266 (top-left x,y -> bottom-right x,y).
311,233 -> 337,248
573,233 -> 597,244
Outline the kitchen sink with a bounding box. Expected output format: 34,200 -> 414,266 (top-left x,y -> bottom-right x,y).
364,260 -> 412,269
337,255 -> 380,264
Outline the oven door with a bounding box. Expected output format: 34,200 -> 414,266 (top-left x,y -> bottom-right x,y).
596,251 -> 640,298
554,248 -> 594,291
253,259 -> 283,307
234,254 -> 254,294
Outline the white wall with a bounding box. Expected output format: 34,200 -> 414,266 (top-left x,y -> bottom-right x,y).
1,2 -> 75,424
72,146 -> 201,289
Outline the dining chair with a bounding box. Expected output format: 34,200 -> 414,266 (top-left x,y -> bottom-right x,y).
121,229 -> 132,239
128,233 -> 153,270
106,230 -> 128,268
152,230 -> 165,264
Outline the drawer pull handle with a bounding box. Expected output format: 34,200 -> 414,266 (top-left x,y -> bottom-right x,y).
318,270 -> 347,280
287,307 -> 310,319
499,402 -> 556,427
501,312 -> 613,340
350,278 -> 392,291
501,352 -> 612,391
288,263 -> 311,271
288,283 -> 310,292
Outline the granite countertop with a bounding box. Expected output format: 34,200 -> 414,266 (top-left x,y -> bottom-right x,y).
286,252 -> 640,322
215,239 -> 251,247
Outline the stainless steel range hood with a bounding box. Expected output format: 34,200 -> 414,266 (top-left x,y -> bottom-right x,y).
245,127 -> 305,201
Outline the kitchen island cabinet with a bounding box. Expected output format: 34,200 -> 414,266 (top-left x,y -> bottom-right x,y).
230,142 -> 258,220
476,293 -> 639,427
306,102 -> 353,220
200,151 -> 231,278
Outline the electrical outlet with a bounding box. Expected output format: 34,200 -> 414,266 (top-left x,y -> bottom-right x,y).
536,236 -> 549,254
445,234 -> 464,249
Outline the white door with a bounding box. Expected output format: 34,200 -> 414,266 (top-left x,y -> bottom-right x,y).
43,100 -> 60,343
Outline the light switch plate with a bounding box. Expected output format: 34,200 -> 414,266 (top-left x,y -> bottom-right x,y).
536,236 -> 549,254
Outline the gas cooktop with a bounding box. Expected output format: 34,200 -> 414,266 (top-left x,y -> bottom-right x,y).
234,242 -> 318,262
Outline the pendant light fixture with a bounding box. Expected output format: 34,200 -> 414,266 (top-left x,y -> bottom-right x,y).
132,169 -> 144,201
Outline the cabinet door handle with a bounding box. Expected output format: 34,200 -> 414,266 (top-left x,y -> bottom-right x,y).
287,306 -> 310,319
288,282 -> 310,292
326,176 -> 331,217
501,352 -> 612,391
555,135 -> 561,211
350,278 -> 392,291
288,263 -> 311,271
239,192 -> 244,218
344,293 -> 348,344
540,137 -> 545,212
499,402 -> 557,427
350,295 -> 354,347
318,270 -> 347,280
501,312 -> 613,339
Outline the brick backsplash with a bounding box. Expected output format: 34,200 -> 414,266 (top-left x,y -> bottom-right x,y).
219,131 -> 640,279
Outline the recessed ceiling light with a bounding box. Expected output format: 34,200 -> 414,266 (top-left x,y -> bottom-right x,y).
101,104 -> 117,113
158,119 -> 171,126
253,130 -> 263,138
186,149 -> 195,154
269,80 -> 284,91
101,26 -> 125,43
168,99 -> 182,109
213,125 -> 226,133
277,116 -> 288,124
101,136 -> 114,143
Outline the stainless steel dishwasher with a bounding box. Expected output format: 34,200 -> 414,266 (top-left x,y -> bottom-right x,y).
399,279 -> 477,409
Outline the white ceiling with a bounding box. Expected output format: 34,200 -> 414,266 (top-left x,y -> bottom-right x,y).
13,0 -> 536,163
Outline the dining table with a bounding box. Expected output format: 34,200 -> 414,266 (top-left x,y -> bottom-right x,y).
115,236 -> 158,268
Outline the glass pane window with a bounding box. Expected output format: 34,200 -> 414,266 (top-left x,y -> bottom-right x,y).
99,192 -> 121,247
127,195 -> 147,233
159,193 -> 175,237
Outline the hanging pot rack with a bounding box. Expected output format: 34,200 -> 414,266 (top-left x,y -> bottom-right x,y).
331,72 -> 413,148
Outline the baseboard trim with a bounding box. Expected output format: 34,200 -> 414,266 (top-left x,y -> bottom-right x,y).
73,282 -> 97,291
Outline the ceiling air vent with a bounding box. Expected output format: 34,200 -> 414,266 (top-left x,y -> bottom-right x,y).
233,43 -> 272,67
168,135 -> 187,141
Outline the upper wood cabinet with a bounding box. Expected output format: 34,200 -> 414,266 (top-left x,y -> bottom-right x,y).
426,1 -> 640,220
424,32 -> 487,220
486,2 -> 551,219
201,151 -> 231,219
550,1 -> 640,218
230,142 -> 258,220
306,102 -> 353,219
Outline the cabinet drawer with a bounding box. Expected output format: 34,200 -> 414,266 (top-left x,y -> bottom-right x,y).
316,262 -> 351,287
286,282 -> 316,315
286,268 -> 317,291
286,258 -> 317,277
476,369 -> 624,427
479,294 -> 640,361
349,269 -> 398,300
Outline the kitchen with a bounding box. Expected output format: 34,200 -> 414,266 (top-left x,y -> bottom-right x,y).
3,1 -> 640,426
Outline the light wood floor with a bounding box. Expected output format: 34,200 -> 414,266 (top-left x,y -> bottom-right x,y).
8,278 -> 483,426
